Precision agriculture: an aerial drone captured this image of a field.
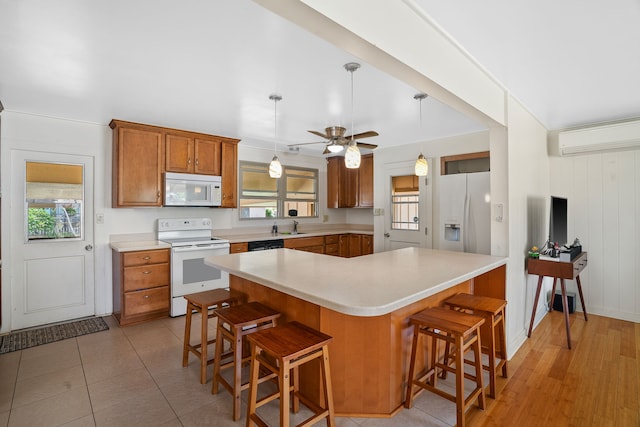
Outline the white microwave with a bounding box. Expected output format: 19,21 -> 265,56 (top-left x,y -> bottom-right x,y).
164,172 -> 222,207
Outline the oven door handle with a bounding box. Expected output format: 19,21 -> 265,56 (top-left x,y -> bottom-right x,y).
172,244 -> 230,253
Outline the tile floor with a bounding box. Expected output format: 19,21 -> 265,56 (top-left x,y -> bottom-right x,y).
0,314 -> 485,427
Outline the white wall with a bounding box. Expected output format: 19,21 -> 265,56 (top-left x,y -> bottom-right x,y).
548,149 -> 640,322
0,111 -> 353,333
504,97 -> 551,355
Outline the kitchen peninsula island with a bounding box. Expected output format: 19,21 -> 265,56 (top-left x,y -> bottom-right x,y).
206,247 -> 506,417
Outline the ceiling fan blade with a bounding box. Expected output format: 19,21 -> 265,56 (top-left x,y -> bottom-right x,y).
356,142 -> 378,149
344,130 -> 379,140
288,141 -> 326,147
322,147 -> 330,155
307,130 -> 329,139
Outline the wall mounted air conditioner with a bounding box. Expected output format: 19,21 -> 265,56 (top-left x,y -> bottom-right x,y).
558,119 -> 640,156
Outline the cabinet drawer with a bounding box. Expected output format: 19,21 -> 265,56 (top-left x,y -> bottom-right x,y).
299,245 -> 325,254
124,286 -> 169,316
325,235 -> 339,244
325,243 -> 339,254
123,249 -> 170,267
230,242 -> 248,253
284,236 -> 325,249
123,263 -> 169,291
573,253 -> 588,278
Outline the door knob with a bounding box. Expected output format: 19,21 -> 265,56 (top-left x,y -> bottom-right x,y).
384,233 -> 390,238
85,244 -> 93,251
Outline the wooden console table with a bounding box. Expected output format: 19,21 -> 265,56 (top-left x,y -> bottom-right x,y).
527,252 -> 588,349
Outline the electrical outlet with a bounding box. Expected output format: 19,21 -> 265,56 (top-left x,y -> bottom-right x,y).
322,214 -> 329,223
96,213 -> 104,224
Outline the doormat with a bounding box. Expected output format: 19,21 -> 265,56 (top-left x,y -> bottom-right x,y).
0,317 -> 109,354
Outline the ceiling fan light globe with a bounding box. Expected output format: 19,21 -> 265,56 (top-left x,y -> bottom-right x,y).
269,155 -> 282,178
327,144 -> 344,153
415,154 -> 428,176
345,143 -> 361,169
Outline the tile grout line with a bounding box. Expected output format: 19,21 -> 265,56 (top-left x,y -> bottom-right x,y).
6,349 -> 22,426
75,337 -> 99,426
122,319 -> 186,426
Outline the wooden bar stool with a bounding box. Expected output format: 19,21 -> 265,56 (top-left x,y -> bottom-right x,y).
182,289 -> 242,384
405,307 -> 485,427
443,293 -> 508,398
246,321 -> 335,427
211,301 -> 281,421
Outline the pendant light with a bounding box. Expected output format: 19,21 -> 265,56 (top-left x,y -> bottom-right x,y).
268,94 -> 283,178
344,62 -> 361,169
413,93 -> 429,176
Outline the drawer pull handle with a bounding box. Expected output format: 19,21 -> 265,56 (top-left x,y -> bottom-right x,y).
144,295 -> 150,298
142,271 -> 151,274
143,256 -> 151,260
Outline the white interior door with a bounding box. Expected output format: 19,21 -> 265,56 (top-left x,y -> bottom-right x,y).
10,150 -> 95,330
383,161 -> 433,251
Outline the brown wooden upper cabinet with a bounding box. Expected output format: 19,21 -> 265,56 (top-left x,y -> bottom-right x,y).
111,121 -> 164,207
110,119 -> 239,208
327,154 -> 373,208
220,140 -> 237,208
166,134 -> 221,175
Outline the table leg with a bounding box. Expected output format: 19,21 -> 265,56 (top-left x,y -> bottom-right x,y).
575,275 -> 589,321
560,279 -> 572,349
549,277 -> 558,312
528,275 -> 544,338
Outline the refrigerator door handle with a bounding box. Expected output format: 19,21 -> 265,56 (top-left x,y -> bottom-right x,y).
463,192 -> 470,252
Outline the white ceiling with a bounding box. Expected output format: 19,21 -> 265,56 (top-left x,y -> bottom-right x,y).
1,0 -> 639,156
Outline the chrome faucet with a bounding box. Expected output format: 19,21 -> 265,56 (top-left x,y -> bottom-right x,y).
292,220 -> 299,235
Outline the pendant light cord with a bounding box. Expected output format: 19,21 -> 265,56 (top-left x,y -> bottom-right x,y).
269,94 -> 282,155
350,68 -> 354,145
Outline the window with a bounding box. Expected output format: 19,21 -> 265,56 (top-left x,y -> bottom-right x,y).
26,161 -> 84,241
391,175 -> 419,231
441,151 -> 490,175
239,161 -> 318,219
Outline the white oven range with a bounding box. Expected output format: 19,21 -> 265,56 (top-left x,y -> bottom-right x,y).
157,218 -> 230,316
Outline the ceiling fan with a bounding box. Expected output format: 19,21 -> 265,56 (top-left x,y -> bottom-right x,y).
289,126 -> 379,154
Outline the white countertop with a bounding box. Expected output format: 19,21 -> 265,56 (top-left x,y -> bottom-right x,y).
205,248 -> 506,317
109,227 -> 373,250
110,240 -> 171,252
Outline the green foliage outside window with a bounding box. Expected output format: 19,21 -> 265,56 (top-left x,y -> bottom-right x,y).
28,208 -> 55,237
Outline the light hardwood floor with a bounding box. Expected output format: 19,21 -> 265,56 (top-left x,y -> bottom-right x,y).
0,310 -> 637,426
467,310 -> 640,426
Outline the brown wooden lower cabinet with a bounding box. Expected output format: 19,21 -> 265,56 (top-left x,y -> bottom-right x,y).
112,248 -> 170,326
284,236 -> 325,254
324,234 -> 340,256
231,233 -> 373,258
348,234 -> 362,258
230,242 -> 248,253
338,233 -> 373,258
361,234 -> 373,255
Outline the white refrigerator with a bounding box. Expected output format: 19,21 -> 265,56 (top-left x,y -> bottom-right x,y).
439,172 -> 491,255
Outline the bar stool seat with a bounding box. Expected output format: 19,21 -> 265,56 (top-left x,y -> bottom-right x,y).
211,301 -> 281,421
246,321 -> 335,427
405,307 -> 485,427
443,293 -> 508,398
182,289 -> 242,384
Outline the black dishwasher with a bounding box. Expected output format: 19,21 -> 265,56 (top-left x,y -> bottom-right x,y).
247,239 -> 284,251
